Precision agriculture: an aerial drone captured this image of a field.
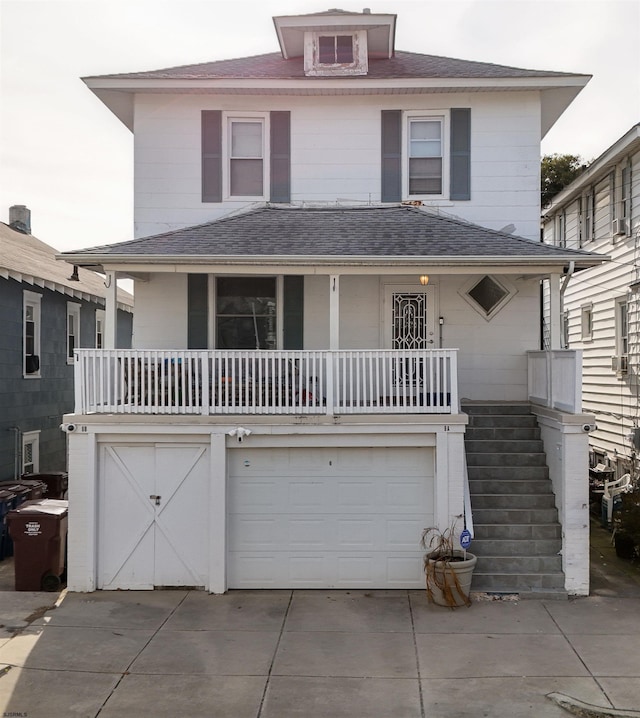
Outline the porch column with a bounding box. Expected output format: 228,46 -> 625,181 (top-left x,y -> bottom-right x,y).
104,270 -> 118,349
329,274 -> 340,349
549,273 -> 561,350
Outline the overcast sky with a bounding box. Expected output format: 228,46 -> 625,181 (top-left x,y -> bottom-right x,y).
1,0 -> 638,251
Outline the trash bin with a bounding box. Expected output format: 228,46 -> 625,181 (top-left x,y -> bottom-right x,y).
7,499 -> 68,591
0,489 -> 17,561
0,484 -> 31,557
22,472 -> 68,500
15,478 -> 47,500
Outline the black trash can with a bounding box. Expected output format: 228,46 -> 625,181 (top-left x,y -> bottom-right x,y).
22,472 -> 68,500
7,499 -> 68,591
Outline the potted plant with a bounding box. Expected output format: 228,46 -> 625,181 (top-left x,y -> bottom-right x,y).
421,520 -> 477,608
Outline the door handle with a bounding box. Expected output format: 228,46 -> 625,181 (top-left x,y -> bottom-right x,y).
149,494 -> 161,506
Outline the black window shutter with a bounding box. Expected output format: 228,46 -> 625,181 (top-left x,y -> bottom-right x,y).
270,111 -> 291,202
381,110 -> 402,202
188,274 -> 208,349
450,108 -> 471,201
283,276 -> 304,349
202,111 -> 222,203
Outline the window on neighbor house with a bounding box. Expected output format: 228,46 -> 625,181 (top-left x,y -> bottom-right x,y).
408,117 -> 444,196
229,119 -> 264,197
22,431 -> 40,474
555,212 -> 566,248
577,197 -> 583,248
23,290 -> 41,376
581,304 -> 593,341
562,310 -> 570,349
584,189 -> 595,243
216,277 -> 277,349
616,299 -> 629,356
621,164 -> 631,226
318,35 -> 354,64
67,302 -> 80,364
95,310 -> 105,349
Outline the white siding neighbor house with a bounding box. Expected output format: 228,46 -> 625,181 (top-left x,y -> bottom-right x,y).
542,124 -> 640,479
60,9 -> 605,596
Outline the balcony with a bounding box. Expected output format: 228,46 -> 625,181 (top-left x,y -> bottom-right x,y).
74,349 -> 459,416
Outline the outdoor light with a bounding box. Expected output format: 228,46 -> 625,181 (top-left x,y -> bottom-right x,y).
419,275 -> 429,285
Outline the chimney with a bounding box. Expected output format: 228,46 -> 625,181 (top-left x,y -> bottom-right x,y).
9,205 -> 31,234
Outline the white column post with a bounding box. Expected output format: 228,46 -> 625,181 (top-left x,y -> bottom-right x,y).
208,433 -> 227,594
549,273 -> 561,350
104,270 -> 118,350
329,274 -> 340,350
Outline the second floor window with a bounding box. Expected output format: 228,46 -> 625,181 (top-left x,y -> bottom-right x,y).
24,290 -> 41,376
408,117 -> 443,196
229,119 -> 264,197
617,300 -> 629,355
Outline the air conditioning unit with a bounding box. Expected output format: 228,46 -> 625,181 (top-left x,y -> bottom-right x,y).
612,355 -> 629,374
612,218 -> 627,237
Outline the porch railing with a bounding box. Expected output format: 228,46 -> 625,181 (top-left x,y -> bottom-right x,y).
74,349 -> 459,416
527,349 -> 582,414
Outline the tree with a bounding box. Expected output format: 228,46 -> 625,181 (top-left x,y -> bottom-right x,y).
541,153 -> 589,208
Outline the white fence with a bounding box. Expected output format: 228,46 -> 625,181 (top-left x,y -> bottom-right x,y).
74,349 -> 459,416
527,349 -> 582,414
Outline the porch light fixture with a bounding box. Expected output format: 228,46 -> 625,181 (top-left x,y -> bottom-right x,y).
419,275 -> 430,286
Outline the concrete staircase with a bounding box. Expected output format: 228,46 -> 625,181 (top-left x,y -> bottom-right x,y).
463,402 -> 565,596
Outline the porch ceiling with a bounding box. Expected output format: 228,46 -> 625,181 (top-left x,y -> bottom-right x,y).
58,205 -> 607,276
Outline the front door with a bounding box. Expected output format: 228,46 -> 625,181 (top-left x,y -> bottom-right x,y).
384,284 -> 437,349
98,443 -> 209,589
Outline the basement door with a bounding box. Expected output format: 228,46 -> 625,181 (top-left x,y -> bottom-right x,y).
98,443 -> 209,590
227,446 -> 434,588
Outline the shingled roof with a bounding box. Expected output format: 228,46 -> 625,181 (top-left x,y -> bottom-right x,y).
84,50 -> 576,82
60,206 -> 604,269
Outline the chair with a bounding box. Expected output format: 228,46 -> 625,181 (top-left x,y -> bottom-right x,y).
602,474 -> 632,528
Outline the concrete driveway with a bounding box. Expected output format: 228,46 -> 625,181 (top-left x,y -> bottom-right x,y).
1,587 -> 640,718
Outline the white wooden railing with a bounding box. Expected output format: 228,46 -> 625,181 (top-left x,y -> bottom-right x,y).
527,349 -> 582,414
74,349 -> 459,416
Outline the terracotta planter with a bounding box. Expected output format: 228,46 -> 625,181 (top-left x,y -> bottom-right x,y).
424,550 -> 477,608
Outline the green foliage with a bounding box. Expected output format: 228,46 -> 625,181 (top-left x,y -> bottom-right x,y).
541,153 -> 588,207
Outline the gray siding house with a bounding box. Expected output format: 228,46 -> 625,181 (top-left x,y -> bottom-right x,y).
0,205 -> 133,481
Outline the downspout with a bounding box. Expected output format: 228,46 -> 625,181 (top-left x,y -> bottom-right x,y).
559,261 -> 575,349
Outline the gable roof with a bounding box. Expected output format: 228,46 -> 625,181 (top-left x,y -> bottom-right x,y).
59,205 -> 605,272
1,222 -> 133,310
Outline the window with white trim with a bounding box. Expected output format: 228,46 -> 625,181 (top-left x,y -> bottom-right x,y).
228,117 -> 265,198
67,302 -> 80,364
23,290 -> 41,377
583,188 -> 595,243
305,30 -> 367,76
95,309 -> 105,349
581,304 -> 593,341
616,298 -> 628,356
22,431 -> 40,474
621,164 -> 631,226
407,116 -> 445,197
555,212 -> 566,248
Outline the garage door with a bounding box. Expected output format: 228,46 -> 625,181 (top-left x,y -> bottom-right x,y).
228,446 -> 434,588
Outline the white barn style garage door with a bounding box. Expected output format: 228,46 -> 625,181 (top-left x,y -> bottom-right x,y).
228,446 -> 434,588
98,443 -> 209,590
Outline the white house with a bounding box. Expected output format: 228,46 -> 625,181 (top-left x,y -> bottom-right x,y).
542,124 -> 640,479
60,8 -> 604,596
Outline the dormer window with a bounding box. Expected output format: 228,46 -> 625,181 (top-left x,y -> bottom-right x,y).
318,35 -> 354,64
305,30 -> 368,76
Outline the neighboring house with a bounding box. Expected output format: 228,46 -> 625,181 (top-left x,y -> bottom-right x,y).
0,205 -> 134,483
60,9 -> 604,595
542,124 -> 640,479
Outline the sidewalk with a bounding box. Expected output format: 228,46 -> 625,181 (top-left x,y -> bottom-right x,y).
0,520 -> 638,718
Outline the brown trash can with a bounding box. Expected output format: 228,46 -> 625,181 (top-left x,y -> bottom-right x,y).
7,499 -> 68,591
22,472 -> 68,500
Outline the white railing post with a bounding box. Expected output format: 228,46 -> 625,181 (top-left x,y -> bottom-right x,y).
326,351 -> 335,415
74,351 -> 83,414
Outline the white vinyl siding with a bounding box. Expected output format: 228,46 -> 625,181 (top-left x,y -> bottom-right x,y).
133,93 -> 542,240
